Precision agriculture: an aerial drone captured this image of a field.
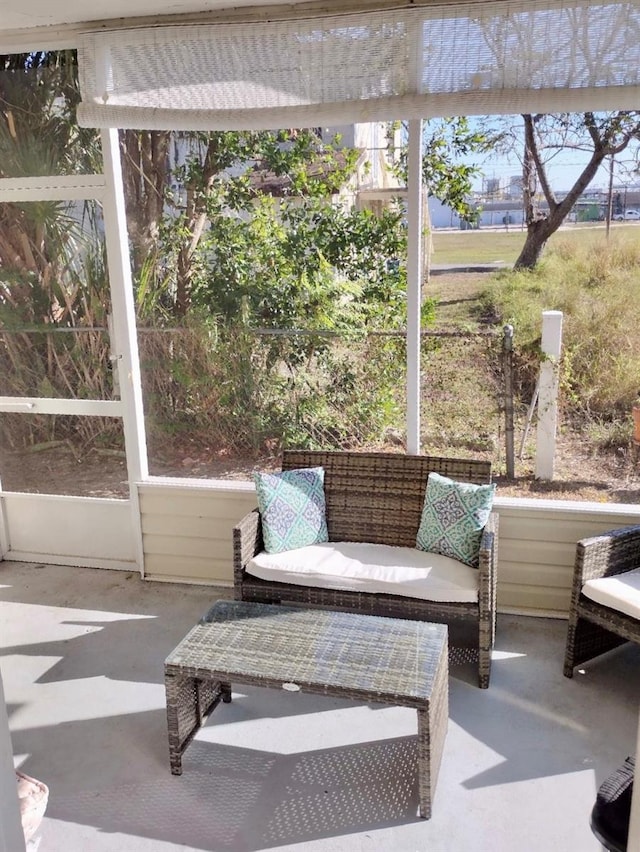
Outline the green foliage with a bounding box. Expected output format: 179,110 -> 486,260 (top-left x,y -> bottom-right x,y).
0,52 -> 100,179
0,59 -> 116,451
0,249 -> 120,450
158,127 -> 393,318
481,237 -> 640,417
141,313 -> 404,456
134,254 -> 176,322
258,130 -> 360,196
279,337 -> 404,450
0,55 -> 452,459
148,125 -> 427,452
162,192 -> 409,331
0,53 -> 115,450
422,118 -> 492,219
0,53 -> 102,324
391,118 -> 496,220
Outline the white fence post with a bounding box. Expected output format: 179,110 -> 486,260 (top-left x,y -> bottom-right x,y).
406,118 -> 423,455
535,310 -> 563,480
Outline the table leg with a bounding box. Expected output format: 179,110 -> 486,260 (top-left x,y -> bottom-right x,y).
165,671 -> 189,775
165,672 -> 232,776
416,645 -> 449,819
416,707 -> 431,819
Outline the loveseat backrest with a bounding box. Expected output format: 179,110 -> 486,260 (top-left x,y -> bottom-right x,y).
281,450 -> 492,548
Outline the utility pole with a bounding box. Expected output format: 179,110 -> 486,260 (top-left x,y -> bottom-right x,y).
606,154 -> 614,239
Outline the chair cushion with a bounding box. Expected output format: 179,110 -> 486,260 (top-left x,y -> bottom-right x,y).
582,568 -> 640,621
416,472 -> 496,568
247,541 -> 479,602
254,466 -> 328,554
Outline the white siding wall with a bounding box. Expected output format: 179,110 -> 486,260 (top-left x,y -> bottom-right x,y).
139,480 -> 255,584
495,496 -> 640,614
138,482 -> 640,613
2,493 -> 136,570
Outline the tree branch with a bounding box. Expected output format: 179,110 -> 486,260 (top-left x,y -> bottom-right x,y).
523,114 -> 557,211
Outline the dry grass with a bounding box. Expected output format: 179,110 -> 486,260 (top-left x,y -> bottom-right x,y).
428,259 -> 640,502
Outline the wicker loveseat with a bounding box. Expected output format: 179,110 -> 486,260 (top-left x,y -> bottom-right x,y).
233,450 -> 499,688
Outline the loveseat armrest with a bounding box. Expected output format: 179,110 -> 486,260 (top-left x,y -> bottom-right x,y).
233,509 -> 263,598
575,524 -> 640,585
478,511 -> 499,645
479,511 -> 499,583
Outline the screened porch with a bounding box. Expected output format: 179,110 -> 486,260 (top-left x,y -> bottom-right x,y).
1,0 -> 640,849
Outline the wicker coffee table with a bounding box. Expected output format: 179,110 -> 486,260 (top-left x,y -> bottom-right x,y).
164,600 -> 448,818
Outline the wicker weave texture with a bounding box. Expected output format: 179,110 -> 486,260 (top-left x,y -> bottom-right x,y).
165,673 -> 230,775
164,600 -> 449,819
417,635 -> 448,819
281,450 -> 491,548
233,450 -> 497,688
563,524 -> 640,677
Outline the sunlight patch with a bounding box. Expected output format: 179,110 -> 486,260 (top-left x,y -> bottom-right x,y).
492,650 -> 526,660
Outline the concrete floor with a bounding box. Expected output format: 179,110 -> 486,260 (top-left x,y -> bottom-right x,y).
1,561 -> 639,852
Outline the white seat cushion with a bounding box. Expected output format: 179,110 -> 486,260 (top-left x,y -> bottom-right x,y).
247,541 -> 479,603
582,568 -> 640,621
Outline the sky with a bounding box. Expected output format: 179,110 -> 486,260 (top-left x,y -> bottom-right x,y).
473,148 -> 618,194
460,116 -> 640,195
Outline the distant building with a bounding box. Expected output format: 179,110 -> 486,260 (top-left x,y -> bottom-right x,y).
508,175 -> 522,197
484,177 -> 501,196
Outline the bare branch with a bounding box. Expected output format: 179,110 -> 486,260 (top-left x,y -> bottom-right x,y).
523,115 -> 557,211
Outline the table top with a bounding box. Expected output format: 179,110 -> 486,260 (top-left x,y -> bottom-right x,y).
165,600 -> 447,706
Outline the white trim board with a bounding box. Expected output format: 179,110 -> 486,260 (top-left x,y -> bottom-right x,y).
0,175 -> 106,202
0,397 -> 123,416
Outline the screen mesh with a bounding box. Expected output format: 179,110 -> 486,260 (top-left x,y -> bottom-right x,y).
77,0 -> 640,129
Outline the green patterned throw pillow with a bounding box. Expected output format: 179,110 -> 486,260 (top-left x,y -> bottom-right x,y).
416,472 -> 495,568
254,466 -> 329,554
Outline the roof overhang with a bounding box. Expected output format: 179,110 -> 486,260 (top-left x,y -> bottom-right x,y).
3,0 -> 640,129
0,0 -> 402,51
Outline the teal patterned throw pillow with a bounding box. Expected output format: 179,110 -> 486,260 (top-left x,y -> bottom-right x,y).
254,466 -> 329,554
416,472 -> 495,568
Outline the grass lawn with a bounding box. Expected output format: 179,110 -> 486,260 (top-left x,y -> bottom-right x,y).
430,222 -> 640,265
428,272 -> 490,326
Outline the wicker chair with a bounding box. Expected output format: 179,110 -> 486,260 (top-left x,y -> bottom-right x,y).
563,525 -> 640,678
233,449 -> 499,688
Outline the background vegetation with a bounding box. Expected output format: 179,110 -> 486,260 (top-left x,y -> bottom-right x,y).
480,235 -> 640,449
1,53 -> 639,498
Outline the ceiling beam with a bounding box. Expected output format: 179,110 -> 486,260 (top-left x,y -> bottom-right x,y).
0,0 -> 511,52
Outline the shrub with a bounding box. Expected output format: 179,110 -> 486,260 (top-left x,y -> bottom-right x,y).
139,314 -> 405,460
482,237 -> 640,420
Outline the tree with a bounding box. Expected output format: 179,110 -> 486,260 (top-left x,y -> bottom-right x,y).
0,53 -> 119,448
145,129 -> 364,318
392,118 -> 495,221
421,118 -> 495,221
120,130 -> 172,275
514,112 -> 640,269
191,196 -> 408,330
0,52 -> 101,324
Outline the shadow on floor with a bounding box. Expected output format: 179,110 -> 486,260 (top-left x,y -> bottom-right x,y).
14,711 -> 423,851
2,562 -> 636,851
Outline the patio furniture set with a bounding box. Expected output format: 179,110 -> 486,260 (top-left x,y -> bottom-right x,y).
164,449 -> 639,836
